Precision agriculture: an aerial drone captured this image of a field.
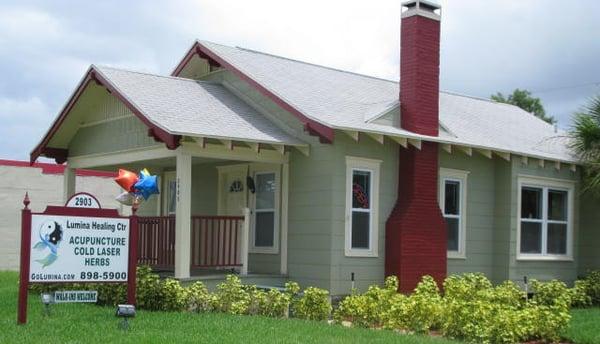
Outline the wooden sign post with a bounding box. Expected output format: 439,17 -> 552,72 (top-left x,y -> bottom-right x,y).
17,192 -> 138,325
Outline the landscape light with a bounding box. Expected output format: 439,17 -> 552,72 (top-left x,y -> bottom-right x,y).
115,304 -> 136,330
40,293 -> 54,316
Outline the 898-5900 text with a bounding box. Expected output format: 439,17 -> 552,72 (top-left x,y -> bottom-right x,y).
80,271 -> 127,281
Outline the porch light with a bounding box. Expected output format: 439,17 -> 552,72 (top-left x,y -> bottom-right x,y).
116,304 -> 136,330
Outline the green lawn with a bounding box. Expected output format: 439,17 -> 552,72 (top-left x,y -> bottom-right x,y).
0,271 -> 455,344
2,271 -> 599,344
563,308 -> 600,344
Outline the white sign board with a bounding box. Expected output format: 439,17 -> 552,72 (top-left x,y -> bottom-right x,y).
65,193 -> 101,209
29,214 -> 129,282
54,290 -> 98,303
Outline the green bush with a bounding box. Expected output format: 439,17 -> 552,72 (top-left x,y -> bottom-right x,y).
403,276 -> 442,334
441,274 -> 533,344
334,276 -> 398,328
570,280 -> 592,308
160,279 -> 189,311
258,289 -> 291,318
135,265 -> 162,310
530,279 -> 571,307
578,270 -> 600,306
293,287 -> 331,321
212,275 -> 250,315
187,281 -> 213,312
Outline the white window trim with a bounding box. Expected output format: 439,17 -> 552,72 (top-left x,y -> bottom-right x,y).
517,175 -> 574,261
249,167 -> 281,254
162,171 -> 176,216
439,168 -> 469,259
345,156 -> 381,257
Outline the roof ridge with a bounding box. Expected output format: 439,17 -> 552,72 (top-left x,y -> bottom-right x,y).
93,64 -> 221,85
198,39 -> 400,84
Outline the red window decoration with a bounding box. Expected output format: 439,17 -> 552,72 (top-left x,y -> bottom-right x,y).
353,182 -> 369,209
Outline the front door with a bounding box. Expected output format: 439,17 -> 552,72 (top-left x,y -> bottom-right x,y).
217,165 -> 249,216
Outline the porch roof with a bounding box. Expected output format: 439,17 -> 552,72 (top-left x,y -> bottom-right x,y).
30,65 -> 307,163
95,66 -> 306,146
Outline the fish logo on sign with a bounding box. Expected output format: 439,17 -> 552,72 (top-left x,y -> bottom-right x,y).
33,220 -> 63,267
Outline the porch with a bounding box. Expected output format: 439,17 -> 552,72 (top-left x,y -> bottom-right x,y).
64,142 -> 291,281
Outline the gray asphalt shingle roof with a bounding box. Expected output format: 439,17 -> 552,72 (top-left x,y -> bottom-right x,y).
197,40 -> 576,163
95,65 -> 305,146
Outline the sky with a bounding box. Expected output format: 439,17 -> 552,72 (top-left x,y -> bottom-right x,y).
0,0 -> 599,161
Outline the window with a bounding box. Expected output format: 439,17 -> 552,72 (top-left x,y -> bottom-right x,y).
345,157 -> 381,257
254,172 -> 276,247
250,169 -> 280,254
439,169 -> 468,259
518,176 -> 573,260
162,172 -> 176,216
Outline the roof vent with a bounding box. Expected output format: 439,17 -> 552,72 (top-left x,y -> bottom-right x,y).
402,0 -> 441,21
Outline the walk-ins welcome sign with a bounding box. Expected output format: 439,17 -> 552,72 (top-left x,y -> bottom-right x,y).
18,192 -> 139,324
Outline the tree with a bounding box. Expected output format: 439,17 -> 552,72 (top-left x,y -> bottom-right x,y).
491,88 -> 556,124
571,95 -> 600,194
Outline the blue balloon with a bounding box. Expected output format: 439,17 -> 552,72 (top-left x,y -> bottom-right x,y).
134,172 -> 159,200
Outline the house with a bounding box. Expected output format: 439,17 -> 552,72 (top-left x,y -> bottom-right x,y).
0,159 -> 122,270
29,1 -> 599,294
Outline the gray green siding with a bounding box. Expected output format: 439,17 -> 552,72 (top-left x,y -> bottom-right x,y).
579,193 -> 600,275
440,151 -> 499,281
68,86 -> 158,157
327,134 -> 398,296
287,145 -> 336,290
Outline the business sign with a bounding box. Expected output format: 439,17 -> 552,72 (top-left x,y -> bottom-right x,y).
54,290 -> 98,303
17,192 -> 139,324
29,214 -> 129,282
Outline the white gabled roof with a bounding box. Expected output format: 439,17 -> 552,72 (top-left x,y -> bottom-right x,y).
95,65 -> 306,146
196,40 -> 577,163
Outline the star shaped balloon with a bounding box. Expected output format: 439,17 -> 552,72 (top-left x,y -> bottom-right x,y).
133,170 -> 160,200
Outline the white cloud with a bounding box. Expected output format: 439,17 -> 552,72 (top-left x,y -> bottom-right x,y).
0,96 -> 52,160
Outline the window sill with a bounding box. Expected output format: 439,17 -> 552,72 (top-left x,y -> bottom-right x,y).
250,248 -> 279,255
345,250 -> 378,258
516,255 -> 573,262
447,253 -> 466,260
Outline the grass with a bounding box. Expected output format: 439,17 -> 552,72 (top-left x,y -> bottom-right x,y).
563,308 -> 600,344
0,271 -> 456,344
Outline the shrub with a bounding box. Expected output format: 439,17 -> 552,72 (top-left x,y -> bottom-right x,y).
284,281 -> 300,296
570,280 -> 592,308
187,281 -> 213,312
293,287 -> 331,321
135,265 -> 162,310
334,276 -> 398,328
403,276 -> 442,333
160,279 -> 189,311
213,275 -> 250,315
530,279 -> 571,307
579,270 -> 600,306
443,273 -> 493,301
258,289 -> 291,318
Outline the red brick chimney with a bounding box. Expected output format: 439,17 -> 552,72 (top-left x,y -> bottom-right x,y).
385,0 -> 447,293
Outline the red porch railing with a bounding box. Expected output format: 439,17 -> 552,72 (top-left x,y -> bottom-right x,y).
191,216 -> 244,268
137,216 -> 176,268
137,215 -> 245,270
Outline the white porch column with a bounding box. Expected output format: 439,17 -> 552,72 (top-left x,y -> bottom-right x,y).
280,163 -> 289,275
240,207 -> 250,275
174,150 -> 192,279
63,166 -> 76,203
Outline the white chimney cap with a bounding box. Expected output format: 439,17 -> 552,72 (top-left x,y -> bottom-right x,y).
402,0 -> 441,21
